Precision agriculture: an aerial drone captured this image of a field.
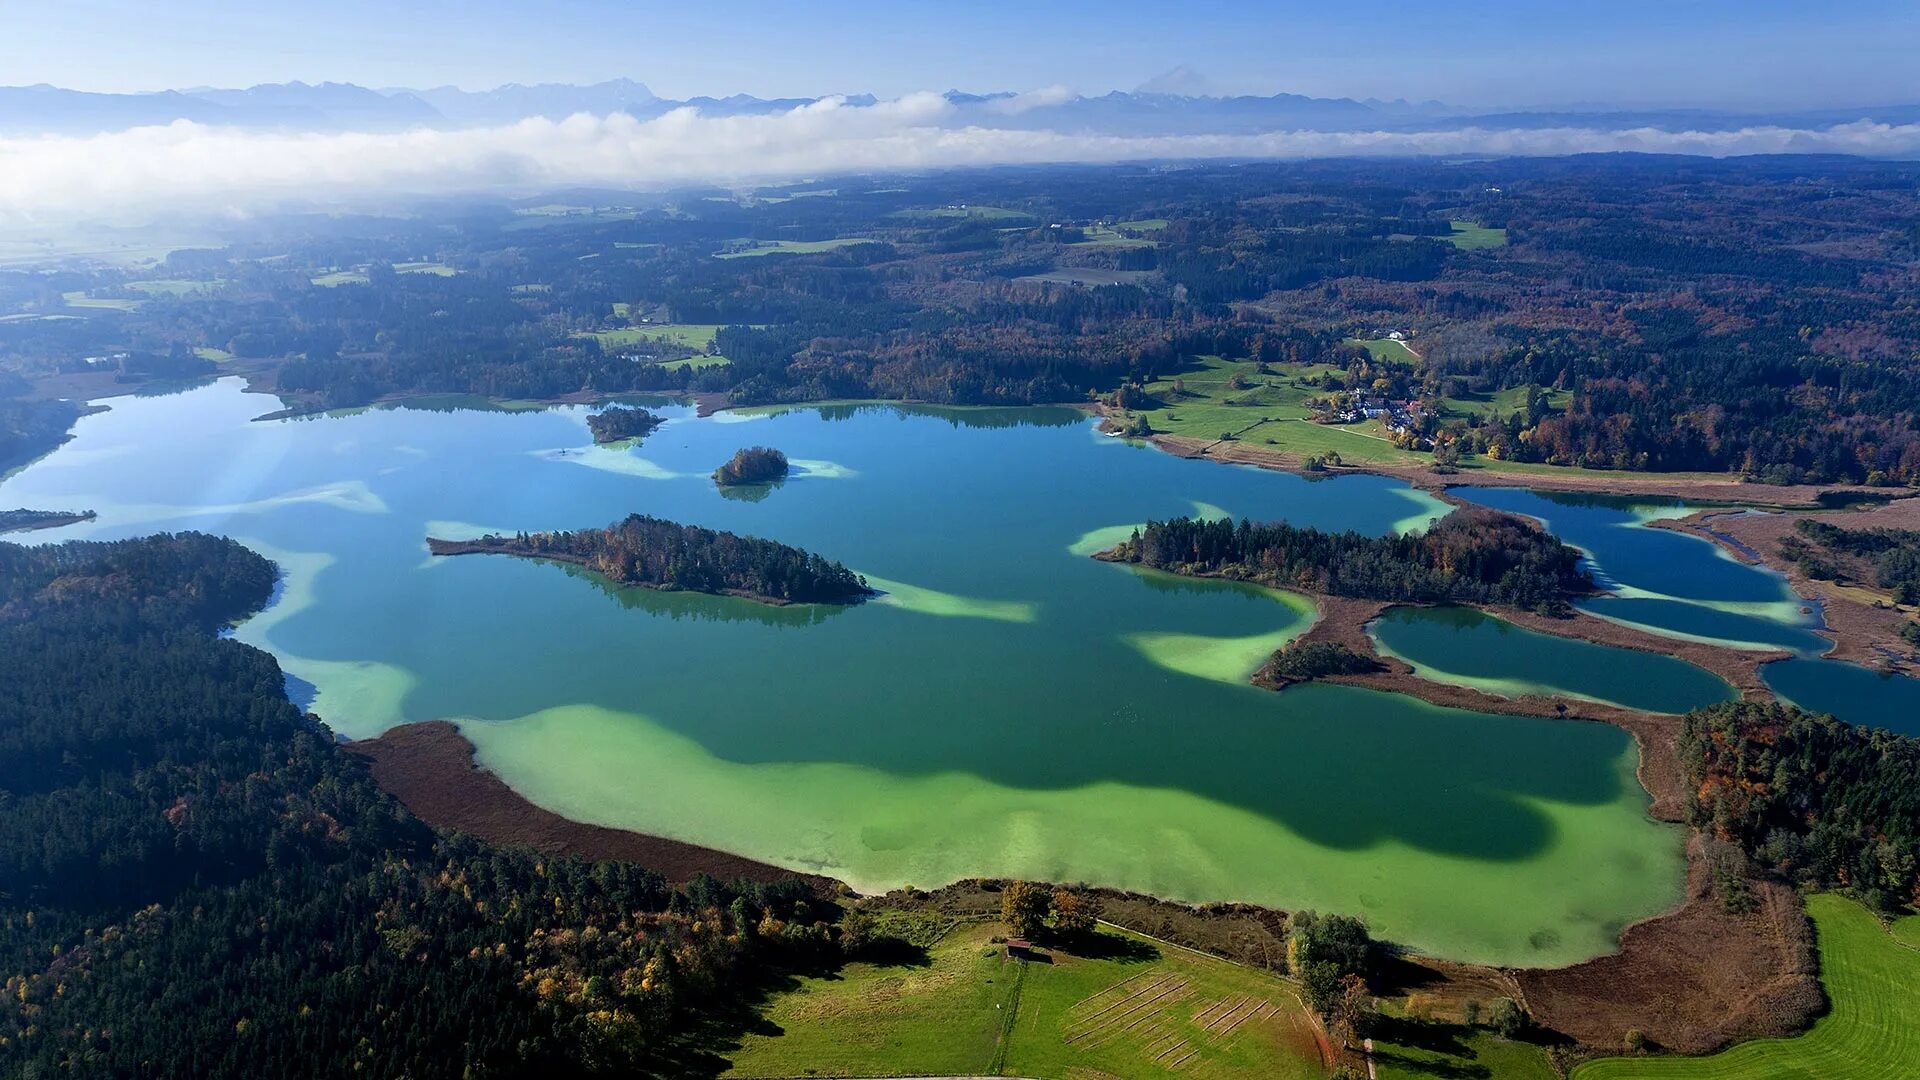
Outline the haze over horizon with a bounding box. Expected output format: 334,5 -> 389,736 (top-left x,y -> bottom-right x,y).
7,0 -> 1918,110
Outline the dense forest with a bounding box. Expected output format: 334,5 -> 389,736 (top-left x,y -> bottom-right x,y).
1103,508 -> 1591,612
0,534 -> 842,1077
432,513 -> 872,604
712,446 -> 789,486
1680,700 -> 1920,914
585,404 -> 666,444
10,157 -> 1920,485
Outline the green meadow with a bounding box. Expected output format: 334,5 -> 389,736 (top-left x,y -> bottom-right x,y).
60,291 -> 144,311
1576,894 -> 1920,1080
577,323 -> 727,350
1130,355 -> 1425,465
724,919 -> 1328,1079
1440,384 -> 1572,420
1445,221 -> 1508,250
1345,336 -> 1422,363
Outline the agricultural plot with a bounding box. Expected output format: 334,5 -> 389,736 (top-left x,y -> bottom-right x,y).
578,324 -> 727,350
1345,336 -> 1421,363
60,291 -> 143,311
1130,356 -> 1425,466
310,269 -> 369,287
1073,224 -> 1158,248
723,920 -> 1327,1079
1576,894 -> 1920,1080
395,261 -> 456,276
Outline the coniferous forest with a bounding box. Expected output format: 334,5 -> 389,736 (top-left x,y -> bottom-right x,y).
0,534 -> 841,1078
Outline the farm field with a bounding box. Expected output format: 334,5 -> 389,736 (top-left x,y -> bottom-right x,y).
395,261 -> 456,276
1576,893 -> 1920,1079
723,918 -> 1330,1079
717,237 -> 869,258
191,346 -> 233,362
1074,224 -> 1158,247
577,323 -> 728,351
659,354 -> 729,370
310,269 -> 369,286
1445,221 -> 1508,249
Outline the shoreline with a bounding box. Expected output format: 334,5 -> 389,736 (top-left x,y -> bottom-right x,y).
1652,506 -> 1920,676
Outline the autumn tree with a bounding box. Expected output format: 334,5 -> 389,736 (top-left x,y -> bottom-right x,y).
1001,881 -> 1051,939
1051,888 -> 1101,936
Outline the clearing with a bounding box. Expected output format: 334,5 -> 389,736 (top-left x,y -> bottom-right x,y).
1345,337 -> 1421,364
1440,385 -> 1571,421
1575,893 -> 1920,1079
1131,355 -> 1423,466
723,918 -> 1330,1079
1444,221 -> 1508,250
716,237 -> 870,258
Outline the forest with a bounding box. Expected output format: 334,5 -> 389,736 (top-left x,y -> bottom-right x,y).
1782,518 -> 1920,605
1680,700 -> 1920,914
0,533 -> 842,1078
10,156 -> 1920,485
431,513 -> 873,605
1102,508 -> 1592,612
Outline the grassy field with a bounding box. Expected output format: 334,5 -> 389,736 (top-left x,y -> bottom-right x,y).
1372,1019 -> 1554,1080
900,205 -> 1033,221
578,324 -> 728,352
192,346 -> 233,362
1118,218 -> 1172,232
1576,893 -> 1920,1079
60,291 -> 143,311
1445,221 -> 1508,250
1074,224 -> 1158,248
1130,355 -> 1427,466
1440,385 -> 1572,420
1345,337 -> 1422,364
717,237 -> 869,258
395,261 -> 456,276
724,918 -> 1330,1079
659,354 -> 730,370
310,269 -> 369,287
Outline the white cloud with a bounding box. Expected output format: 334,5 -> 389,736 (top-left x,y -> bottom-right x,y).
2,95 -> 1919,225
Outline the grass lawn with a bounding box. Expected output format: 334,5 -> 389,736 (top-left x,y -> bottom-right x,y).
1576,893 -> 1920,1079
192,346 -> 233,362
395,261 -> 456,276
716,237 -> 869,258
60,291 -> 143,311
1345,337 -> 1421,364
1118,218 -> 1171,232
724,919 -> 1329,1079
1445,221 -> 1508,250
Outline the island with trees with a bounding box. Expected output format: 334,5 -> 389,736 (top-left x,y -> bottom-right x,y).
583,404 -> 667,445
427,512 -> 873,605
713,445 -> 789,486
0,507 -> 96,534
1098,507 -> 1593,613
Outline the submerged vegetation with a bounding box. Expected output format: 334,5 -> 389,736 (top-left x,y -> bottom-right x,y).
1103,508 -> 1592,613
583,404 -> 666,445
713,445 -> 789,486
429,513 -> 872,605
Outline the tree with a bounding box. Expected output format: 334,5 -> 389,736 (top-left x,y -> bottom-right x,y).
1001,881 -> 1051,939
1327,974 -> 1376,1048
1488,997 -> 1528,1039
1051,888 -> 1101,936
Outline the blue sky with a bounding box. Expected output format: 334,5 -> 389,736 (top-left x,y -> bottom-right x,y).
4,0 -> 1915,108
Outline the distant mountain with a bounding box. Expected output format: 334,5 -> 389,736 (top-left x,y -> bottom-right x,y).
4,78 -> 1917,138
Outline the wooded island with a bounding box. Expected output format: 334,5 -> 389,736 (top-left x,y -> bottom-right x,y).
427,513 -> 872,605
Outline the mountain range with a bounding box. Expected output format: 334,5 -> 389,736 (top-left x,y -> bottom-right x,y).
4,78 -> 1917,137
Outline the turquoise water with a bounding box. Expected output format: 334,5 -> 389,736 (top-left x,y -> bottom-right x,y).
1764,657 -> 1920,737
0,379 -> 1693,965
1369,605 -> 1737,714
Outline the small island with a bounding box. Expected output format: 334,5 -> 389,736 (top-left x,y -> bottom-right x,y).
714,446 -> 789,487
1098,507 -> 1593,614
0,508 -> 97,535
427,513 -> 873,605
584,405 -> 666,445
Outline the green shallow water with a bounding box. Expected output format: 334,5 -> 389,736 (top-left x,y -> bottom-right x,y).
1370,606 -> 1738,715
2,379 -> 1689,966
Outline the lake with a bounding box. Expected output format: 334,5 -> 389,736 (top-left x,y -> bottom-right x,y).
0,377 -> 1816,966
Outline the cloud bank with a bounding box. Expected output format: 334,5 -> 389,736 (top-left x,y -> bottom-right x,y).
3,92 -> 1919,224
